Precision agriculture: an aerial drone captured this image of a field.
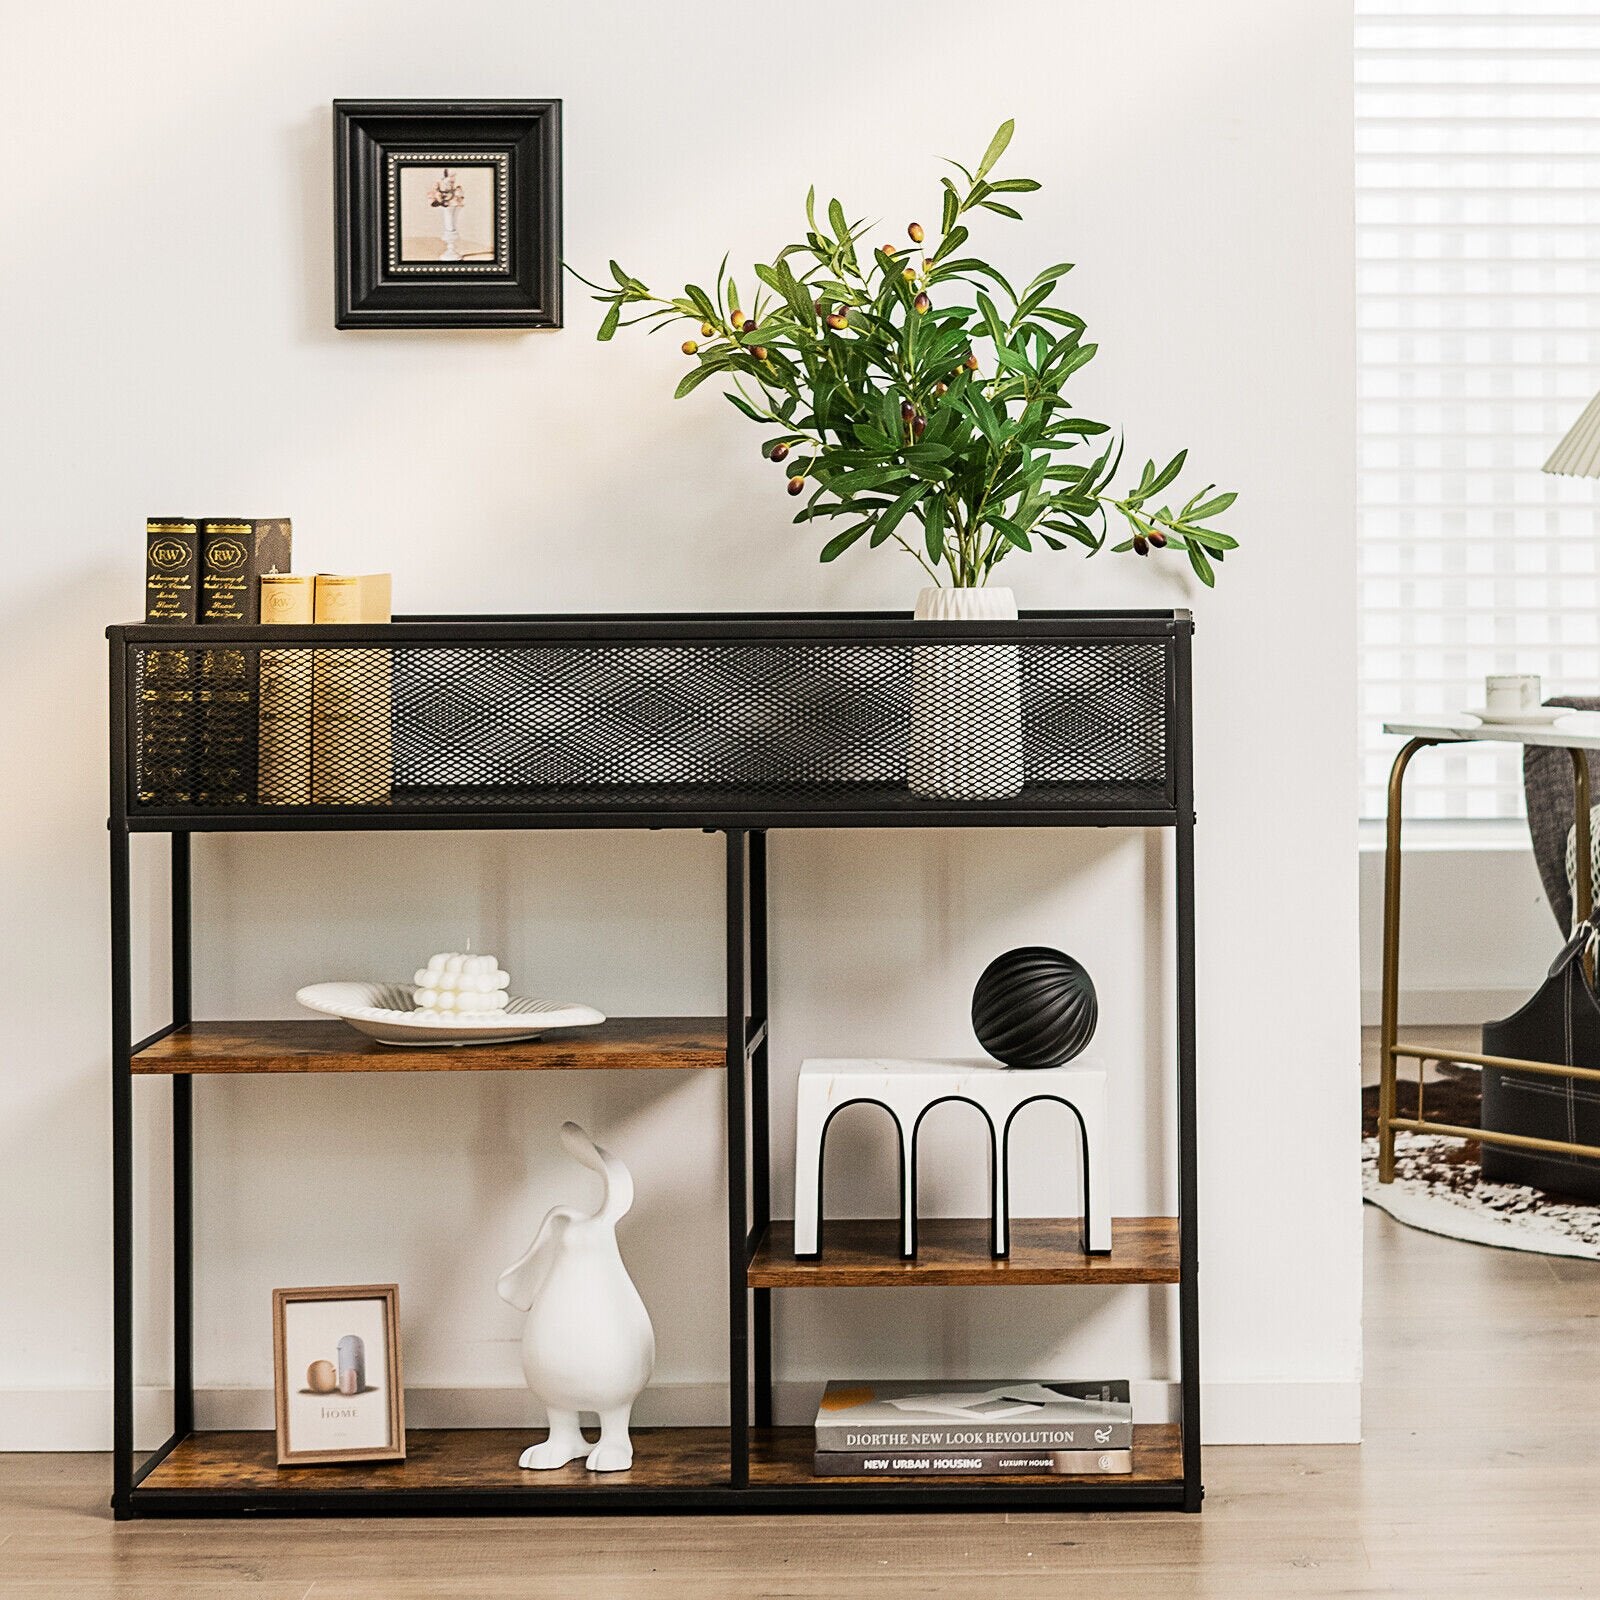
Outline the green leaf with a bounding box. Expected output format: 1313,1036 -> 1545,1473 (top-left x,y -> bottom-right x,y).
975,119 -> 1015,181
923,494 -> 947,562
597,302 -> 621,341
929,225 -> 969,265
1145,449 -> 1189,498
979,201 -> 1024,220
869,484 -> 924,546
992,343 -> 1035,377
1187,542 -> 1216,586
674,362 -> 722,400
828,197 -> 849,246
976,291 -> 1007,348
941,184 -> 958,235
820,522 -> 870,562
608,259 -> 632,289
724,392 -> 765,422
990,515 -> 1032,551
684,284 -> 720,326
987,177 -> 1042,193
1187,489 -> 1238,520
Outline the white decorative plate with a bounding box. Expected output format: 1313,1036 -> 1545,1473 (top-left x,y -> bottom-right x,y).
296,982 -> 606,1047
1465,705 -> 1567,727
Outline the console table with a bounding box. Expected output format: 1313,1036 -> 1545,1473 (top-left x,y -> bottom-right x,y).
1377,712 -> 1600,1182
107,610 -> 1200,1517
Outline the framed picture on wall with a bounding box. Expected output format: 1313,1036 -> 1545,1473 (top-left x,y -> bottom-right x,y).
334,100 -> 562,329
272,1284 -> 406,1465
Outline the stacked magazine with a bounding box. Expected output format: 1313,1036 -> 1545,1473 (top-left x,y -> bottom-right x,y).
813,1379 -> 1134,1477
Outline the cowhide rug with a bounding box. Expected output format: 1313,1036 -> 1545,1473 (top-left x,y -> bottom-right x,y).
1361,1067 -> 1600,1259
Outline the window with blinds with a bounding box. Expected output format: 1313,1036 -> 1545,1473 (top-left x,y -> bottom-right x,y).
1357,1 -> 1600,819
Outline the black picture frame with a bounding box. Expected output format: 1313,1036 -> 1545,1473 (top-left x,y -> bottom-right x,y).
334,100 -> 562,330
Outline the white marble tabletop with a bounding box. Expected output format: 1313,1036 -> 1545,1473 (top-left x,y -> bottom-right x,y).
1384,712 -> 1600,751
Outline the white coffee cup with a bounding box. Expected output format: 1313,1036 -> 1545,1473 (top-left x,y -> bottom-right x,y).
1485,673 -> 1542,715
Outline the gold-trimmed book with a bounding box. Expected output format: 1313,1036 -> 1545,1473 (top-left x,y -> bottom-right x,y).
197,518 -> 292,804
258,574 -> 315,804
312,574 -> 393,805
140,519 -> 201,804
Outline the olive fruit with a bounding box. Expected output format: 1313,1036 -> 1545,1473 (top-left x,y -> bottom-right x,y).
770,443 -> 789,463
913,292 -> 931,314
908,221 -> 924,243
1148,528 -> 1169,548
681,339 -> 698,355
787,476 -> 805,496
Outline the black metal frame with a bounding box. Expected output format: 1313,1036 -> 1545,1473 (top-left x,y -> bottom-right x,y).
107,610 -> 1200,1517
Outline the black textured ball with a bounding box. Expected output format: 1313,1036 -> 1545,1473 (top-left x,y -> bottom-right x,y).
972,946 -> 1098,1069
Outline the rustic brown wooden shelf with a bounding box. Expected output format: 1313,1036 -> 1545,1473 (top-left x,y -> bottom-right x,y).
748,1217 -> 1180,1287
130,1018 -> 725,1075
134,1425 -> 1182,1499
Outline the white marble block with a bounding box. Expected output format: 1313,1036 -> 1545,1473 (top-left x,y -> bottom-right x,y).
791,1057 -> 1111,1259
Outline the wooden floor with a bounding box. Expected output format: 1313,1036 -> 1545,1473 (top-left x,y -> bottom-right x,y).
4,1212 -> 1597,1594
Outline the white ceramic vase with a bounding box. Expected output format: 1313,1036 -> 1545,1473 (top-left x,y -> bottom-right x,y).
495,1122 -> 656,1472
440,204 -> 462,262
908,585 -> 1024,800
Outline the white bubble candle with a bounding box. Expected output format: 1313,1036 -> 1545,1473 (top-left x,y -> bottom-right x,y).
412,951 -> 511,1017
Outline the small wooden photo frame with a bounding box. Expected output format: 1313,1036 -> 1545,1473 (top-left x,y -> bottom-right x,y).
272,1284 -> 405,1466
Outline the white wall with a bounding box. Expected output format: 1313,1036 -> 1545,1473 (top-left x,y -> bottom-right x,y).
0,0 -> 1359,1447
1358,836 -> 1556,1026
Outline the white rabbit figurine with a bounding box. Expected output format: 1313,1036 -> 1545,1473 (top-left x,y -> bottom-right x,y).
495,1122 -> 656,1471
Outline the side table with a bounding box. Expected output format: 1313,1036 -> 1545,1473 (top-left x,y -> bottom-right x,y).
1377,712 -> 1600,1181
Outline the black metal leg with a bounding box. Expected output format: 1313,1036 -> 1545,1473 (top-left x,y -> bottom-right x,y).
170,835 -> 194,1438
724,829 -> 751,1486
110,824 -> 134,1518
1174,634 -> 1203,1513
748,831 -> 773,1431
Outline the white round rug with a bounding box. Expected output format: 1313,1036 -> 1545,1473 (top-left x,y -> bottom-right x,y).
1362,1132 -> 1600,1260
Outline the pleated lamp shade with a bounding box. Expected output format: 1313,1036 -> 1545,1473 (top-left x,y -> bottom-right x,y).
1545,390 -> 1600,477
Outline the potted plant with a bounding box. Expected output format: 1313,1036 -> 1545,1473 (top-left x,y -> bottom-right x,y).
581,121 -> 1237,798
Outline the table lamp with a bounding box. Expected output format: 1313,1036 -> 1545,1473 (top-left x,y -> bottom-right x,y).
1545,391 -> 1600,476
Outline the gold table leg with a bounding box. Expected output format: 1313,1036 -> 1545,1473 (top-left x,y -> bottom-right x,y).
1572,749 -> 1593,986
1378,739 -> 1433,1184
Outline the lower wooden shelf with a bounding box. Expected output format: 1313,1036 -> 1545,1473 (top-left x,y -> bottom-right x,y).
130,1425 -> 1183,1513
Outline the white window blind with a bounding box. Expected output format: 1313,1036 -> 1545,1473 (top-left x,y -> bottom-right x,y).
1358,0 -> 1600,819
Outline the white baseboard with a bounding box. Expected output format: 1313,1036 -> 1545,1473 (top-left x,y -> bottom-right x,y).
0,1378 -> 1360,1451
1359,986 -> 1526,1028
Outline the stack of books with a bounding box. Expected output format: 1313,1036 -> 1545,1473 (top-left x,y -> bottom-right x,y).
812,1378 -> 1133,1477
141,516 -> 393,806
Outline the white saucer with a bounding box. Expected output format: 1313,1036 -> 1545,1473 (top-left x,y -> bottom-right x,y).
1464,705 -> 1567,727
296,981 -> 606,1047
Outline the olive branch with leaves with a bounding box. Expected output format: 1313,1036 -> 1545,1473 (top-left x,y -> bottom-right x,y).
575,120 -> 1237,589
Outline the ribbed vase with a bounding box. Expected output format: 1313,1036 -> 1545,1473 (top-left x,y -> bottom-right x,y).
908,585 -> 1024,800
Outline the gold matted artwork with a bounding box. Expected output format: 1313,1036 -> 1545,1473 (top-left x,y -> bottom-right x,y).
272,1284 -> 405,1466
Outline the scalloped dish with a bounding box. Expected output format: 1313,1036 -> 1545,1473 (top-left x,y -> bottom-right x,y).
296,981 -> 606,1047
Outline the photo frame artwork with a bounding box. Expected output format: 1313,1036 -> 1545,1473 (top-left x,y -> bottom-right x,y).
335,100 -> 561,329
272,1284 -> 405,1465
